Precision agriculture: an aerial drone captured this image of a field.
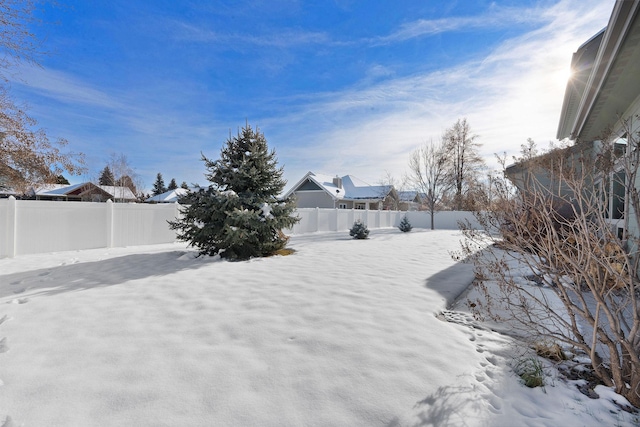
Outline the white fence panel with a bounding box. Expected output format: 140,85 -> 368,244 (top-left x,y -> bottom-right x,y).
0,198 -> 13,258
112,203 -> 181,247
0,198 -> 182,258
285,208 -> 480,235
0,198 -> 482,258
16,200 -> 108,256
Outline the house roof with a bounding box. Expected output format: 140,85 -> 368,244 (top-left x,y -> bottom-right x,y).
284,171 -> 393,201
30,183 -> 76,196
557,1 -> 640,141
146,188 -> 189,203
99,185 -> 137,200
27,183 -> 136,200
397,191 -> 425,202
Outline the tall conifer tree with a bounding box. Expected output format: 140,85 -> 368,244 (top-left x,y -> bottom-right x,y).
167,178 -> 178,190
170,123 -> 298,260
98,166 -> 115,186
152,173 -> 167,196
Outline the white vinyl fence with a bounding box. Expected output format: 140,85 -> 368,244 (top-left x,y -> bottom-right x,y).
287,208 -> 479,234
0,197 -> 181,258
0,197 -> 479,258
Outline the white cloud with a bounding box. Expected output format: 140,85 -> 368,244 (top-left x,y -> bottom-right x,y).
170,20 -> 333,48
11,66 -> 122,110
8,0 -> 615,192
273,0 -> 613,187
374,4 -> 549,44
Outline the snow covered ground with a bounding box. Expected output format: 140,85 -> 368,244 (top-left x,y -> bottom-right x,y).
0,229 -> 637,426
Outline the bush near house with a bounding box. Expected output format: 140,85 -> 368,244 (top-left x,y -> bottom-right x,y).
457,124 -> 640,407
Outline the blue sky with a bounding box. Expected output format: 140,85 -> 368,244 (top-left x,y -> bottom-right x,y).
12,0 -> 613,192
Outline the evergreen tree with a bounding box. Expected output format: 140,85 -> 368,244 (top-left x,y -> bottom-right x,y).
167,178 -> 178,190
152,173 -> 167,196
99,166 -> 115,186
169,123 -> 299,260
180,181 -> 189,189
349,220 -> 369,239
398,215 -> 412,232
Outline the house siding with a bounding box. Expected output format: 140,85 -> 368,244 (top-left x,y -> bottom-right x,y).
292,191 -> 336,208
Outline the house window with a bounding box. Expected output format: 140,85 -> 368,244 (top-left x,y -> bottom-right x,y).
355,203 -> 365,210
611,170 -> 625,220
338,203 -> 347,209
598,170 -> 625,220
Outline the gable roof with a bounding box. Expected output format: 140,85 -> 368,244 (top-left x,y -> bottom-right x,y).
28,183 -> 113,200
146,188 -> 189,203
284,171 -> 393,201
26,183 -> 136,201
99,185 -> 137,201
397,191 -> 425,203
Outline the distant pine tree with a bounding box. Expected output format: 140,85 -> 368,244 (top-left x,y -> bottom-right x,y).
398,215 -> 412,232
167,178 -> 178,190
98,166 -> 115,186
349,220 -> 369,239
180,181 -> 189,189
152,173 -> 167,196
169,123 -> 299,260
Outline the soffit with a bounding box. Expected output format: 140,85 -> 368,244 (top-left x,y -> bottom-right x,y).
579,13 -> 640,141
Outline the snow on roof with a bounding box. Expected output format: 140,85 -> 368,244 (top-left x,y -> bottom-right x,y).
286,171 -> 393,201
28,183 -> 136,200
30,184 -> 77,195
146,188 -> 189,203
306,172 -> 345,199
397,191 -> 425,202
341,175 -> 391,200
99,185 -> 137,200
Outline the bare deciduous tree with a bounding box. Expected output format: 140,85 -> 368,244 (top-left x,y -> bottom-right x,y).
0,1 -> 85,192
104,152 -> 142,201
444,118 -> 485,210
378,170 -> 404,210
457,119 -> 640,407
409,138 -> 450,229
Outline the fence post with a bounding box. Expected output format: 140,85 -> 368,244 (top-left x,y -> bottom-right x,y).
7,196 -> 17,258
106,199 -> 114,248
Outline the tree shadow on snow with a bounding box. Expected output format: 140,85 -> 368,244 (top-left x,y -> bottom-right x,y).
0,250 -> 214,299
387,385 -> 484,427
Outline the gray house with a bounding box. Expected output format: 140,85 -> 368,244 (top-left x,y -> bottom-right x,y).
284,171 -> 398,210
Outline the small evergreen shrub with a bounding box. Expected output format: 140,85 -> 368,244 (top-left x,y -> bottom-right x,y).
349,220 -> 369,239
398,215 -> 412,232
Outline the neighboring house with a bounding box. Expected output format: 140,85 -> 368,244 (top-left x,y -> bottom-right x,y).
98,185 -> 137,202
397,191 -> 426,211
23,182 -> 137,202
0,186 -> 18,198
284,172 -> 398,210
146,188 -> 189,203
506,0 -> 640,240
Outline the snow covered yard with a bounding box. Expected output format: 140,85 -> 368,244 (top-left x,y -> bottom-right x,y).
0,229 -> 637,426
